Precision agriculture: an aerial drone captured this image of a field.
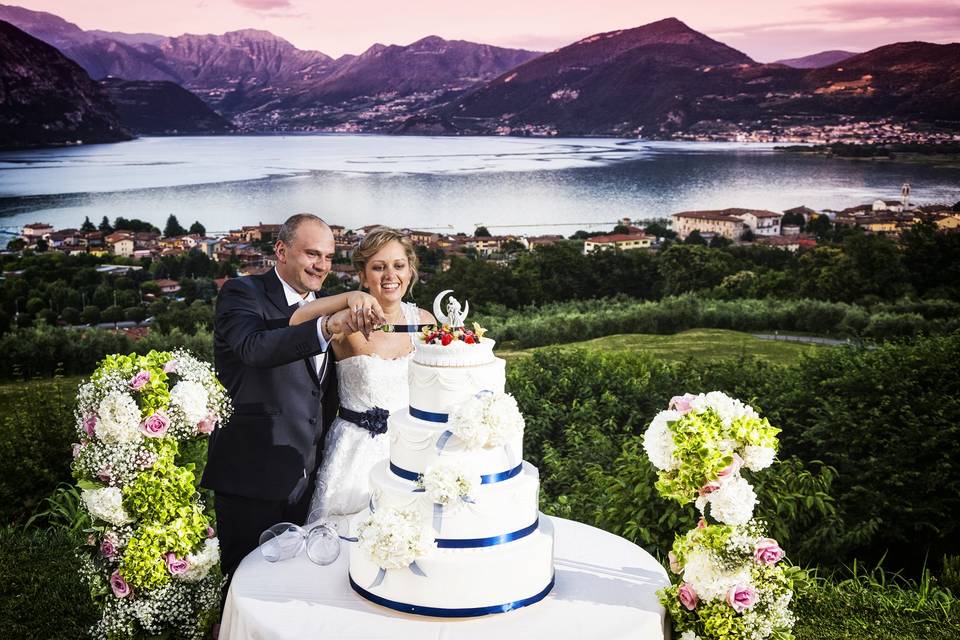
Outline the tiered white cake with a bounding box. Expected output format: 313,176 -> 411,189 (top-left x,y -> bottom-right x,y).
348,330 -> 555,616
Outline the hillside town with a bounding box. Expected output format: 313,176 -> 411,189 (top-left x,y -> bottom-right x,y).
8,189 -> 960,293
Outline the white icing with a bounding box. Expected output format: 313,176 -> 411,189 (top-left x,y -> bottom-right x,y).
349,514 -> 555,610
413,337 -> 496,367
369,460 -> 540,540
389,409 -> 524,477
408,358 -> 506,416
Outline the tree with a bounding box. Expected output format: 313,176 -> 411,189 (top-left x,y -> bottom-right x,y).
612,224 -> 630,235
807,215 -> 832,240
781,211 -> 806,231
164,215 -> 188,238
709,235 -> 732,248
644,221 -> 676,240
80,216 -> 96,233
102,305 -> 124,323
953,201 -> 960,212
6,238 -> 25,252
115,217 -> 160,234
99,216 -> 113,233
474,226 -> 492,237
657,244 -> 739,295
684,230 -> 707,245
189,221 -> 206,236
60,306 -> 81,325
80,305 -> 101,325
35,238 -> 49,252
740,228 -> 755,242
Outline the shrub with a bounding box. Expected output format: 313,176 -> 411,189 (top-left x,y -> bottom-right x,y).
0,527 -> 97,638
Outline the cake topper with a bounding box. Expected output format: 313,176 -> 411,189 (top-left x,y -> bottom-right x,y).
433,289 -> 469,328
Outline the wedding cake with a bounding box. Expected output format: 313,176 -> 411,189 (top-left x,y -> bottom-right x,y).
348,291 -> 555,616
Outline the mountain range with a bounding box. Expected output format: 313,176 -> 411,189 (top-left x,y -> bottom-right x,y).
1,3 -> 958,142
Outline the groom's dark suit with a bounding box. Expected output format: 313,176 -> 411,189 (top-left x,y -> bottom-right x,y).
201,269 -> 338,589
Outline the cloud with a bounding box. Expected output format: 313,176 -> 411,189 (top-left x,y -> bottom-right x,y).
233,0 -> 293,10
813,1 -> 960,21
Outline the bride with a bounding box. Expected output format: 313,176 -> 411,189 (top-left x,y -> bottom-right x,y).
290,227 -> 435,520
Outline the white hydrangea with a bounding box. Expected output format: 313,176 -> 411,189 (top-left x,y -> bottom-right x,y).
742,445 -> 776,472
357,507 -> 433,570
682,547 -> 751,602
447,397 -> 489,449
421,461 -> 479,509
485,393 -> 525,446
169,381 -> 209,425
680,631 -> 701,640
689,391 -> 758,427
95,392 -> 143,444
707,475 -> 758,525
82,487 -> 133,526
178,538 -> 220,583
642,410 -> 681,471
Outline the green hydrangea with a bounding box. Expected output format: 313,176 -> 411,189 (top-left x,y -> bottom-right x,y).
122,439 -> 196,523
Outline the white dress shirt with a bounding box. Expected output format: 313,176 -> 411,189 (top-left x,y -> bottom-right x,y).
274,268 -> 330,376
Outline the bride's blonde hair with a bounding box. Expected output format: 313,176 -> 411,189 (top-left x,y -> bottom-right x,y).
352,227 -> 420,293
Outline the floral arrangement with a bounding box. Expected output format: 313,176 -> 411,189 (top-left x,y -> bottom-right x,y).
643,392 -> 797,640
447,391 -> 525,450
72,349 -> 231,640
418,460 -> 479,509
356,506 -> 433,571
420,322 -> 487,346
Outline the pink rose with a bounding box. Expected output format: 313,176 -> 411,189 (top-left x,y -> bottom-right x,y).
100,538 -> 116,559
197,413 -> 217,435
754,538 -> 785,565
72,443 -> 82,459
129,370 -> 151,390
110,570 -> 131,598
163,359 -> 178,374
83,414 -> 97,437
86,534 -> 97,546
669,393 -> 697,414
97,467 -> 113,484
140,411 -> 170,438
697,517 -> 707,529
165,552 -> 189,575
668,551 -> 681,574
726,584 -> 757,612
717,453 -> 744,480
698,481 -> 721,497
678,582 -> 699,611
206,526 -> 216,539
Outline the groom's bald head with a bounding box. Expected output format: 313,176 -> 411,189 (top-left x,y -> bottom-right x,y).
275,214 -> 335,295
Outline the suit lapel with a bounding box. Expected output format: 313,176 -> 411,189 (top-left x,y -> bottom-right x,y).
264,269 -> 325,388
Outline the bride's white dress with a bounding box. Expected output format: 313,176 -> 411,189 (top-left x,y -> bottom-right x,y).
307,301 -> 419,520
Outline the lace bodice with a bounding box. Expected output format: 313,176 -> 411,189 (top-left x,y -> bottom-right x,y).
335,301 -> 419,413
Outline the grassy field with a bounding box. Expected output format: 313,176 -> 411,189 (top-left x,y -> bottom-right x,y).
498,329 -> 829,365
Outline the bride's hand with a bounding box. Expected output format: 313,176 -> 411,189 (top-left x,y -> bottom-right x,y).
345,292 -> 386,331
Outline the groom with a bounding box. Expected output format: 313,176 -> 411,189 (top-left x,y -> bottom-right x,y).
202,213 -> 358,595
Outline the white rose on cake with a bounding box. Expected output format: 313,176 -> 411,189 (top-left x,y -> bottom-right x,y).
484,393 -> 525,446
169,380 -> 209,425
447,395 -> 490,449
94,392 -> 143,444
420,461 -> 479,509
357,507 -> 433,570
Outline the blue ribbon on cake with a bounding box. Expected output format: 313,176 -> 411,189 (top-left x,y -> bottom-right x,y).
391,461 -> 522,485
351,574 -> 556,617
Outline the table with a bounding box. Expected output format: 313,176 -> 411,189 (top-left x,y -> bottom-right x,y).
220,516 -> 670,640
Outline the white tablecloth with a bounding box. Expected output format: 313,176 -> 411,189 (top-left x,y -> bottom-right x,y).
220,516 -> 670,640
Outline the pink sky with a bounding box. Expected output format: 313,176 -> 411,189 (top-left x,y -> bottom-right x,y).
10,0 -> 960,61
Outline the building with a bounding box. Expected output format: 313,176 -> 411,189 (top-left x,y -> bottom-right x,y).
153,279 -> 181,295
239,224 -> 281,243
583,233 -> 654,254
527,235 -> 564,249
21,223 -> 53,239
672,208 -> 783,240
783,206 -> 818,222
672,210 -> 746,241
405,229 -> 439,246
105,232 -> 135,258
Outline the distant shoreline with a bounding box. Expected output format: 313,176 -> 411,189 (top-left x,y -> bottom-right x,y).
776,142 -> 960,168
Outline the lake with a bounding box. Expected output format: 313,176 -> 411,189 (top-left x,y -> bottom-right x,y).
0,135 -> 957,236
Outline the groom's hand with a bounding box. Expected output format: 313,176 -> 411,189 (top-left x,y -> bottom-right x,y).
327,307 -> 370,339
345,292 -> 386,334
